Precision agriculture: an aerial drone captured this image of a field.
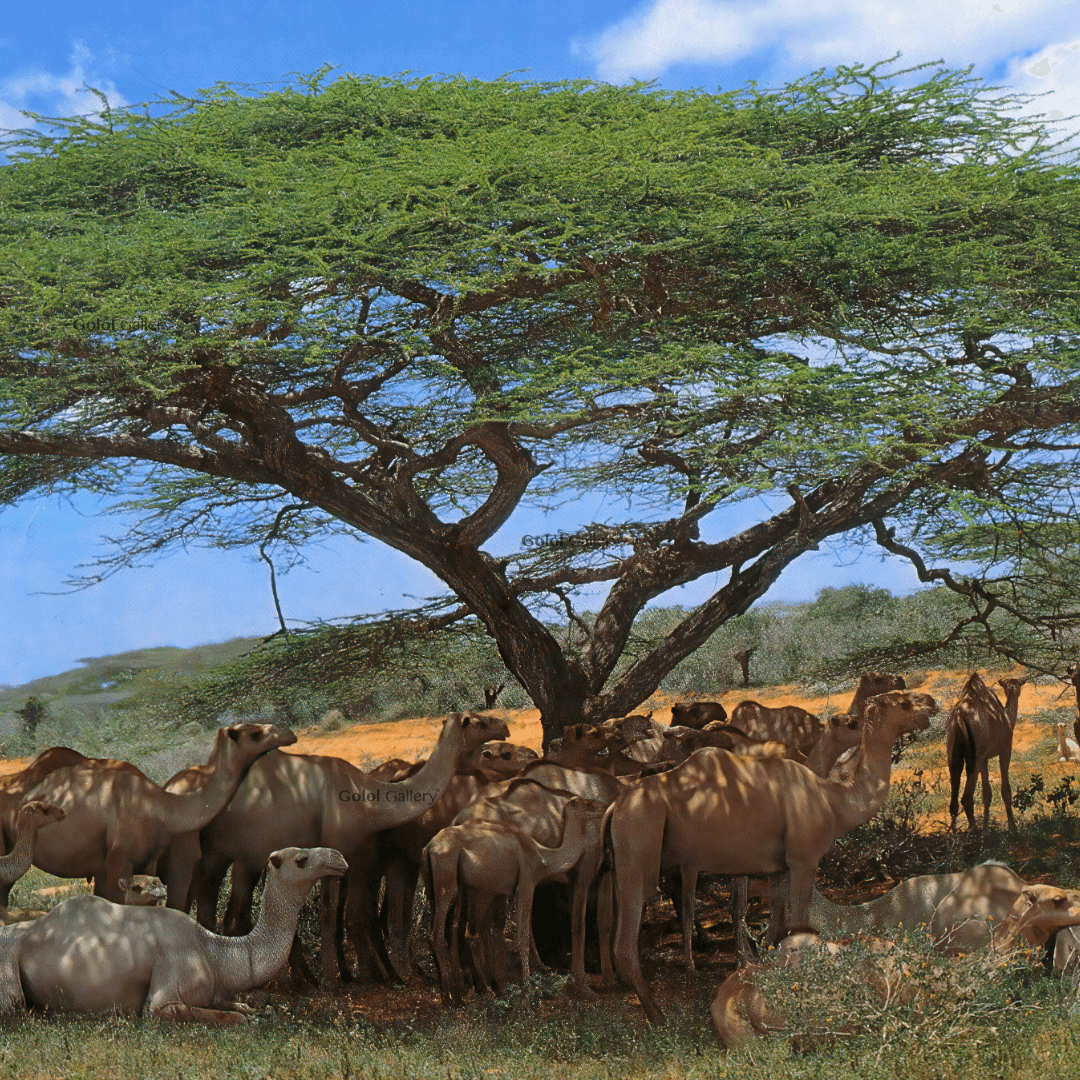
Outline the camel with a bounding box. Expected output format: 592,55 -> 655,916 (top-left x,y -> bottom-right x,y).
669,701 -> 728,729
0,801 -> 66,912
193,711 -> 509,984
423,797 -> 607,1006
21,722 -> 295,907
599,714 -> 667,764
947,674 -> 1026,832
0,846 -> 347,1021
152,722 -> 299,913
712,883 -> 1080,1049
807,861 -> 1026,951
1068,661 -> 1080,746
606,689 -> 937,1022
1058,723 -> 1080,764
117,875 -> 168,906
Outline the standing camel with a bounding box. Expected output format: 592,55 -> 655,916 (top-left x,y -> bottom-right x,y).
947,674 -> 1026,832
20,723 -> 296,904
605,689 -> 937,1023
193,711 -> 509,984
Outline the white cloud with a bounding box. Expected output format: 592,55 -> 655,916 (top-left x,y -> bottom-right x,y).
0,42 -> 128,131
579,0 -> 1073,84
1004,38 -> 1080,143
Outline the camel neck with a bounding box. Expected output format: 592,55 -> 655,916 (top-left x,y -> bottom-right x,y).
826,720 -> 896,834
540,810 -> 592,878
0,817 -> 38,887
205,873 -> 308,995
156,734 -> 244,832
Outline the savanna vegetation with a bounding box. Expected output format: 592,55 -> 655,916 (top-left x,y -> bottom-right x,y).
1,61 -> 1079,746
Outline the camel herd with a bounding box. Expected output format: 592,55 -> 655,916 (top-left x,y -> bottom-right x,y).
0,665 -> 1076,1044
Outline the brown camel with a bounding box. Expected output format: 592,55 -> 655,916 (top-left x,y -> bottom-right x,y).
712,883 -> 1080,1049
19,723 -> 294,904
606,689 -> 937,1022
0,801 -> 66,905
194,711 -> 509,984
1058,723 -> 1080,764
153,722 -> 298,912
807,861 -> 1026,951
423,797 -> 607,1006
1068,661 -> 1080,746
669,701 -> 728,729
947,674 -> 1026,832
0,846 -> 347,1022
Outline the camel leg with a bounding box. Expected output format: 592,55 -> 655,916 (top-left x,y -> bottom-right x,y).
100,849 -> 135,904
382,857 -> 418,980
569,868 -> 599,998
162,833 -> 202,912
596,869 -> 617,988
431,881 -> 462,1007
149,1000 -> 248,1025
320,875 -> 343,985
732,876 -> 752,962
764,875 -> 787,945
679,866 -> 698,971
195,854 -> 230,930
1000,747 -> 1015,832
515,878 -> 536,984
785,863 -> 816,932
960,759 -> 980,831
980,760 -> 993,831
223,863 -> 257,936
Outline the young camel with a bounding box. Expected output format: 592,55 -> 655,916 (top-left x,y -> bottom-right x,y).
606,689 -> 937,1023
947,674 -> 1026,832
0,801 -> 66,920
1058,723 -> 1080,765
422,797 -> 607,1006
807,861 -> 1026,951
0,847 -> 347,1021
712,883 -> 1080,1049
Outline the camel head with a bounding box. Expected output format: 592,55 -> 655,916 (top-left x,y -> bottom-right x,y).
471,742 -> 538,774
448,712 -> 512,752
224,722 -> 298,758
863,691 -> 937,737
998,677 -> 1028,699
15,800 -> 65,831
601,713 -> 656,745
995,884 -> 1080,948
669,701 -> 728,730
862,673 -> 907,694
117,874 -> 168,906
1066,661 -> 1080,686
267,846 -> 348,887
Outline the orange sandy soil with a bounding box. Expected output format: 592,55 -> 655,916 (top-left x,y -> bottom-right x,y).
0,669 -> 1075,1027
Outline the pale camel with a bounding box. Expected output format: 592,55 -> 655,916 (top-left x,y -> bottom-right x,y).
807,861 -> 1026,951
423,797 -> 606,1006
152,722 -> 298,913
3,872 -> 166,926
712,883 -> 1080,1049
600,714 -> 667,764
194,711 -> 509,984
18,723 -> 294,905
947,674 -> 1026,832
548,723 -> 648,775
606,689 -> 937,1022
0,846 -> 347,1022
117,875 -> 168,906
1058,723 -> 1080,765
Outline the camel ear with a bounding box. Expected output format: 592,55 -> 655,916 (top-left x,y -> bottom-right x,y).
118,877 -> 131,889
270,853 -> 284,870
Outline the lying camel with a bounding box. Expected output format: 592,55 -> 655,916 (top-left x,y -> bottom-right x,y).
807,861 -> 1026,951
1058,723 -> 1080,764
0,846 -> 347,1022
194,711 -> 509,984
20,723 -> 294,904
669,701 -> 728,730
947,674 -> 1026,832
606,689 -> 937,1023
423,797 -> 607,1006
712,883 -> 1080,1049
4,872 -> 166,925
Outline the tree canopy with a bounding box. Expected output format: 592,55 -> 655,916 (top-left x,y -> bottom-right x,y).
1,61 -> 1079,742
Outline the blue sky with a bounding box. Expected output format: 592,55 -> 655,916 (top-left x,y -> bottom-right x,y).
0,1 -> 1076,687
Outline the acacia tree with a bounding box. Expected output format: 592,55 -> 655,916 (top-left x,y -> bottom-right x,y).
1,62 -> 1079,745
